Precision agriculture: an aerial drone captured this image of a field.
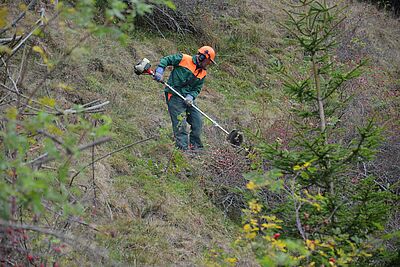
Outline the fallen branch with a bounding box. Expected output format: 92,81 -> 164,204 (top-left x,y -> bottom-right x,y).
0,36 -> 22,44
62,101 -> 110,115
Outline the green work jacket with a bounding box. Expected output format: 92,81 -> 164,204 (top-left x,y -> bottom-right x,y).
158,53 -> 207,99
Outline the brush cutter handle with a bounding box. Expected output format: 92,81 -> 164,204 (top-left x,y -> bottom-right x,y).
146,69 -> 230,135
137,65 -> 242,145
161,81 -> 230,135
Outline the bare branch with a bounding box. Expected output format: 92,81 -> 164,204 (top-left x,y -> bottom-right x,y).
295,201 -> 306,240
29,137 -> 112,167
1,58 -> 19,94
0,0 -> 38,36
0,36 -> 22,44
77,136 -> 112,151
62,101 -> 110,115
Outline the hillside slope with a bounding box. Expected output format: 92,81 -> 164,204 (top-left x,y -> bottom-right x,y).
1,0 -> 399,265
63,0 -> 400,263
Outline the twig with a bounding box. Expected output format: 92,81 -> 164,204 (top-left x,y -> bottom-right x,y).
0,36 -> 22,44
0,99 -> 13,107
163,146 -> 177,174
95,185 -> 114,220
9,20 -> 42,58
0,80 -> 56,111
143,14 -> 166,39
0,0 -> 38,36
69,136 -> 157,186
83,108 -> 106,114
1,57 -> 19,94
92,121 -> 97,208
0,93 -> 10,104
82,99 -> 102,107
36,129 -> 72,154
43,203 -> 100,231
16,43 -> 28,86
0,82 -> 107,115
295,201 -> 306,240
62,101 -> 110,115
29,136 -> 112,167
77,136 -> 112,151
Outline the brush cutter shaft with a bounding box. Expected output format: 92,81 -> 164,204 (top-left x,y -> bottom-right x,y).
162,82 -> 230,135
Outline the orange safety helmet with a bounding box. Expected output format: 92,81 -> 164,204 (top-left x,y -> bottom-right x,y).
198,46 -> 216,64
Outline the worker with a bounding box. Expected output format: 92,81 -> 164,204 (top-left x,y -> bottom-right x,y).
154,46 -> 216,151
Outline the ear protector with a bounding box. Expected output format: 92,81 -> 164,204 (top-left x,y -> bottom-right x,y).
198,53 -> 207,62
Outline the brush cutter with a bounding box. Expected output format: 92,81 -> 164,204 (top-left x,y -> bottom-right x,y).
134,58 -> 244,146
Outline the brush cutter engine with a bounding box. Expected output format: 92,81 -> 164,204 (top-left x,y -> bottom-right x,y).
134,58 -> 152,75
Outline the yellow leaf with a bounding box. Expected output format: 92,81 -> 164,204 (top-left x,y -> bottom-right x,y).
261,215 -> 284,225
306,239 -> 316,251
245,232 -> 256,239
243,224 -> 251,232
32,45 -> 49,64
39,97 -> 56,107
312,203 -> 321,211
264,236 -> 272,241
273,240 -> 287,252
67,8 -> 76,14
246,181 -> 257,190
16,27 -> 24,35
6,107 -> 17,120
225,257 -> 237,264
249,201 -> 262,214
33,28 -> 43,36
0,45 -> 12,54
0,8 -> 8,28
261,223 -> 282,229
19,3 -> 27,12
56,83 -> 75,91
250,218 -> 258,226
47,125 -> 63,136
318,251 -> 328,257
293,165 -> 302,171
32,46 -> 44,54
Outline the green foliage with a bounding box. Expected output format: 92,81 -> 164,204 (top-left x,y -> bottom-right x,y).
0,0 -> 178,263
227,0 -> 397,266
0,110 -> 109,219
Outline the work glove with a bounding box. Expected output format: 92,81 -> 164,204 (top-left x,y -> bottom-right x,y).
184,94 -> 194,106
153,66 -> 164,82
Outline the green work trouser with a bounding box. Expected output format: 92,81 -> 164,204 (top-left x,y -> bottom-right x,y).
165,93 -> 203,150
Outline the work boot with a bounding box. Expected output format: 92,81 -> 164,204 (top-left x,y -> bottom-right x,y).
189,144 -> 204,154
